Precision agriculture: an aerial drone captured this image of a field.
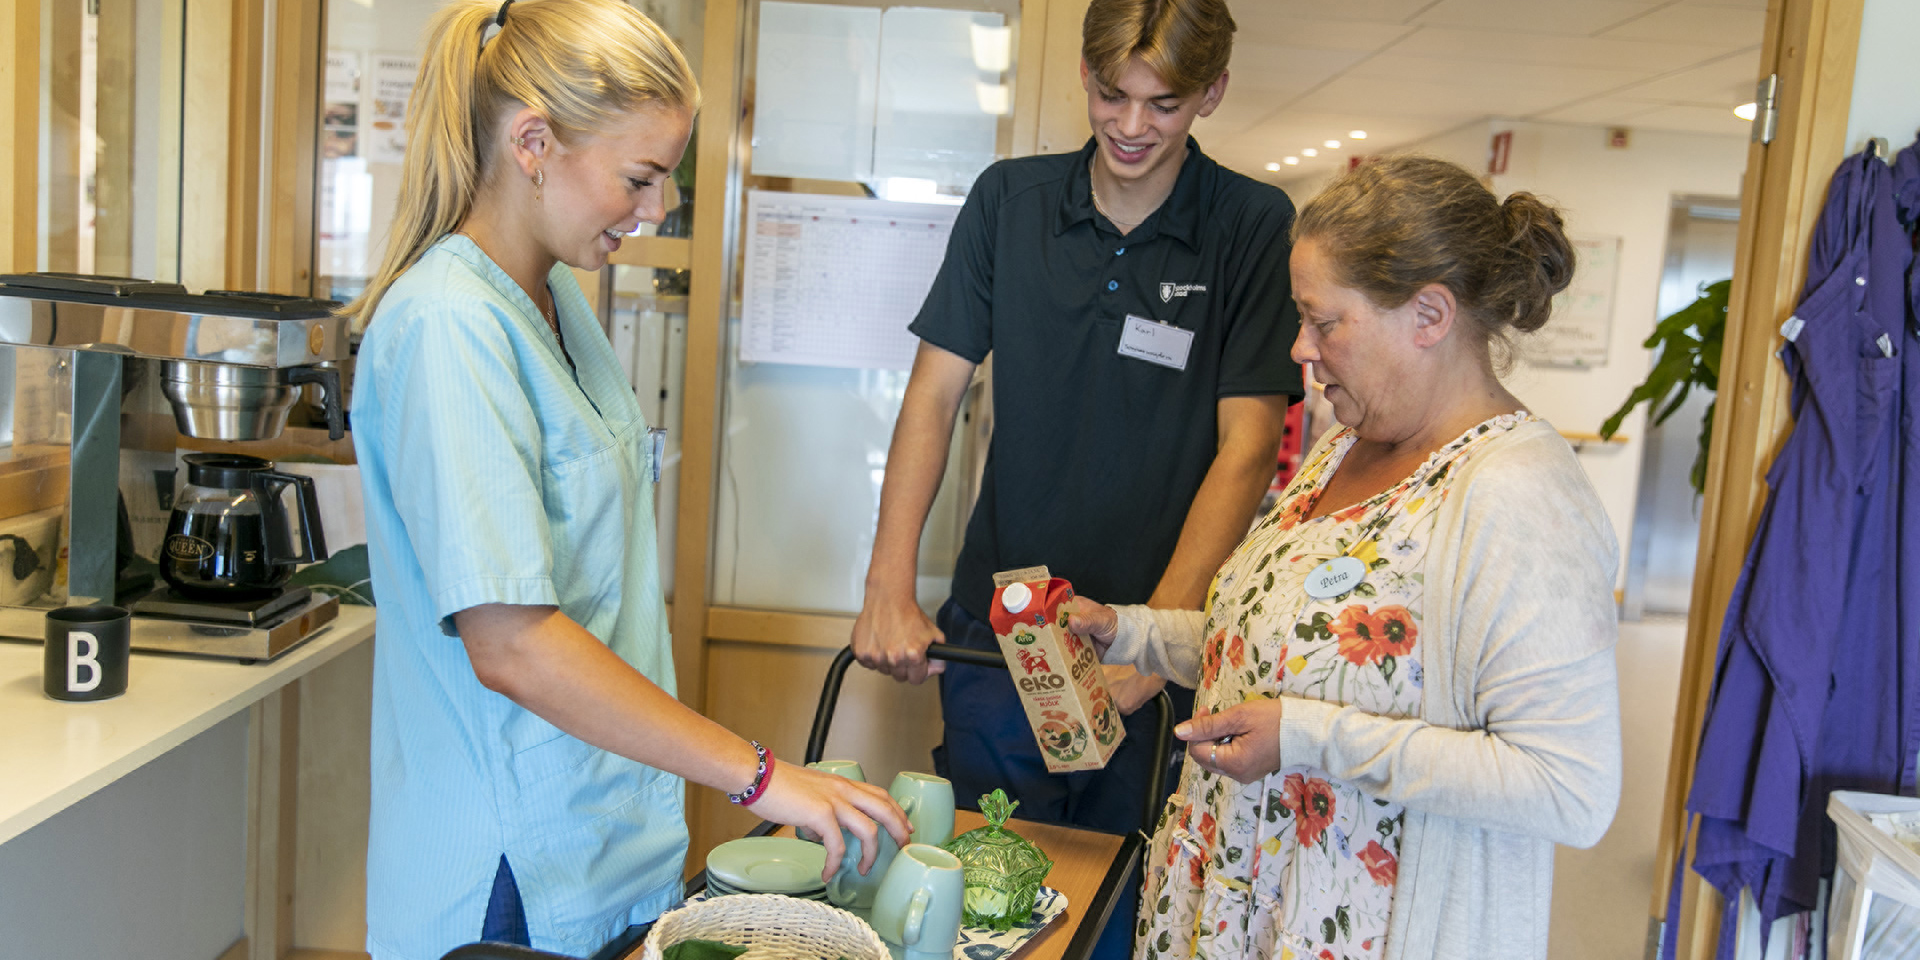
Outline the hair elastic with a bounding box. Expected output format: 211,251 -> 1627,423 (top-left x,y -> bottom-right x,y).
495,0 -> 514,27
480,0 -> 514,49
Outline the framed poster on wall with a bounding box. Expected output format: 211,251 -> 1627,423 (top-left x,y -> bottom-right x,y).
1522,235 -> 1621,369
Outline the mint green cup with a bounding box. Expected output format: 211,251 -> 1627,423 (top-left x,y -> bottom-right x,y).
807,759 -> 867,782
870,843 -> 965,959
800,760 -> 868,844
889,771 -> 955,847
826,824 -> 898,910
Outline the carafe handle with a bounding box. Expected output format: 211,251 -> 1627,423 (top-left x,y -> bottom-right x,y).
259,470 -> 329,566
287,366 -> 346,440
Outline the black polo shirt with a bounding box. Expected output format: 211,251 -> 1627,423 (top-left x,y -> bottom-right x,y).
910,137 -> 1301,622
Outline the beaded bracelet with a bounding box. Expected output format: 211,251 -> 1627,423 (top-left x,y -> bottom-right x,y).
728,740 -> 774,806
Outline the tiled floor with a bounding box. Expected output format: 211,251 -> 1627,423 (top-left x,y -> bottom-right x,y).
1550,614 -> 1690,960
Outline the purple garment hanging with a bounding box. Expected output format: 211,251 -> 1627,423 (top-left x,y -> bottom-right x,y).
1664,144 -> 1919,960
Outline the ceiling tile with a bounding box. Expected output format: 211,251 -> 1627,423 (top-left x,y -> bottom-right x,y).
1346,51 -> 1644,102
1414,0 -> 1662,37
1237,0 -> 1447,25
1609,103 -> 1755,136
1533,97 -> 1667,125
1598,4 -> 1768,48
1614,48 -> 1763,105
1386,26 -> 1723,71
1227,12 -> 1419,51
1226,43 -> 1376,93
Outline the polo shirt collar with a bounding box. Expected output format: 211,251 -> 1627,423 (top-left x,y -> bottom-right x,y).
1054,136 -> 1215,250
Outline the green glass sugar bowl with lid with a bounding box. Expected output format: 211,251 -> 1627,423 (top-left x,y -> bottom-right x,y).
940,789 -> 1054,932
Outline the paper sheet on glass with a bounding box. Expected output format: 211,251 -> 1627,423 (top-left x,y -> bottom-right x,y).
873,7 -> 1005,193
1523,235 -> 1620,368
368,54 -> 419,165
739,190 -> 958,371
752,2 -> 880,182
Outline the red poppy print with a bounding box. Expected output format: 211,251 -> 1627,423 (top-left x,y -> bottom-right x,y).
1198,812 -> 1218,849
1276,492 -> 1316,529
1202,630 -> 1226,686
1359,840 -> 1398,887
1283,772 -> 1337,847
1227,634 -> 1246,669
1330,604 -> 1418,666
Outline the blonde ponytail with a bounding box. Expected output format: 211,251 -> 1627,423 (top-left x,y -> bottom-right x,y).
341,0 -> 700,330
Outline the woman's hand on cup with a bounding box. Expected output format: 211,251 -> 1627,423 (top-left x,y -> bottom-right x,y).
752,762 -> 912,881
1064,597 -> 1119,657
1174,699 -> 1285,784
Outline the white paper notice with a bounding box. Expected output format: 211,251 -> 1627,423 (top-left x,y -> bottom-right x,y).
368,55 -> 419,165
740,190 -> 959,371
1524,235 -> 1620,368
752,2 -> 881,182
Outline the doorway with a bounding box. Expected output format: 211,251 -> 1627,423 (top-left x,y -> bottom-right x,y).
1621,195 -> 1741,621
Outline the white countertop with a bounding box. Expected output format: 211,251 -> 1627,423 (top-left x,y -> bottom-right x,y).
0,605 -> 375,846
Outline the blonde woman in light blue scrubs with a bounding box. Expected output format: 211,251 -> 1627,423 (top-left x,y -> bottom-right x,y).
342,2 -> 911,958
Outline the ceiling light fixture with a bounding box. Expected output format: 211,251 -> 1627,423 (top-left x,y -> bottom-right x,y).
1283,156 -> 1300,165
1733,102 -> 1758,121
1349,130 -> 1368,140
1265,162 -> 1282,172
1324,139 -> 1342,149
1302,148 -> 1318,157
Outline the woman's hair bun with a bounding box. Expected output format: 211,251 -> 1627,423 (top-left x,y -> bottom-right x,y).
1292,155 -> 1580,367
1499,192 -> 1576,334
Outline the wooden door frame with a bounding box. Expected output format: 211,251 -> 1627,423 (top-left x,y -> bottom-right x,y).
0,0 -> 37,272
1649,0 -> 1865,954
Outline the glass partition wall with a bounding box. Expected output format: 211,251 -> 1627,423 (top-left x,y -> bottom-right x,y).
37,0 -> 183,280
709,0 -> 1021,615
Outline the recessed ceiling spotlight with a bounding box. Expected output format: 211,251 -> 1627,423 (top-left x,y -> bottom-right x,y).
1324,139 -> 1342,149
1349,130 -> 1368,140
1302,148 -> 1318,157
1733,102 -> 1758,121
1283,156 -> 1300,165
1265,162 -> 1282,172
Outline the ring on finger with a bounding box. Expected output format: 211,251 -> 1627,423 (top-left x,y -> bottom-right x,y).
1210,743 -> 1218,767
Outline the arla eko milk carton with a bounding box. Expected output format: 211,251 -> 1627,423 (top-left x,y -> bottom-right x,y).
987,566 -> 1126,773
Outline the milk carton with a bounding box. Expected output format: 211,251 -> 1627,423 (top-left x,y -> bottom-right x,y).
987,566 -> 1126,773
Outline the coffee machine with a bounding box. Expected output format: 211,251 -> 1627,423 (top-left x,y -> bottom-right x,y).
0,272 -> 352,660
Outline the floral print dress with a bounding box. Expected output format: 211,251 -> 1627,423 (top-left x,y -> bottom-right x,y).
1136,412 -> 1533,960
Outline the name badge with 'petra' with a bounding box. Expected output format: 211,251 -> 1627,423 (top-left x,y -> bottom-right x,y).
1304,556 -> 1367,599
1117,314 -> 1193,371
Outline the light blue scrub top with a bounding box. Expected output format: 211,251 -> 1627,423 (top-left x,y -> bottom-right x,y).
352,235 -> 686,960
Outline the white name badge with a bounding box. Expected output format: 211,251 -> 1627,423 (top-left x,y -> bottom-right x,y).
1304,556 -> 1367,600
1117,314 -> 1193,371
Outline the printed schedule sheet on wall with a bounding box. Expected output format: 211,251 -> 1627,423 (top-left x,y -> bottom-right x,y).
739,189 -> 960,371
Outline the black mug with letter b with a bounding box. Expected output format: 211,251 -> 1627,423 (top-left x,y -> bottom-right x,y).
45,606 -> 131,701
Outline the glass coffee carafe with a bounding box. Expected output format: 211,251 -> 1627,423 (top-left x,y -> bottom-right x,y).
160,454 -> 329,600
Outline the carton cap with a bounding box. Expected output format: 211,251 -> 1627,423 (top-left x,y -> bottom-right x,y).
1002,581 -> 1032,613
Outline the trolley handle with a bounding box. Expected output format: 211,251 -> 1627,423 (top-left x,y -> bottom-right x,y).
805,643 -> 1173,837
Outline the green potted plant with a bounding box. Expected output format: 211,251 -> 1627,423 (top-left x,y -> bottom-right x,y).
1599,278 -> 1730,495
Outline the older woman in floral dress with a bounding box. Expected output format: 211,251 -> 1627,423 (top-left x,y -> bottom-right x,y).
1067,155 -> 1623,960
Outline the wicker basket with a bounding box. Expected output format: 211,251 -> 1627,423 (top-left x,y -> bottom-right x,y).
639,893 -> 890,960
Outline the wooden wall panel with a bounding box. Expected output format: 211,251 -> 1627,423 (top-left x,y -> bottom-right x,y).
95,0 -> 138,276
0,0 -> 36,272
45,0 -> 83,272
266,0 -> 325,296
181,0 -> 234,291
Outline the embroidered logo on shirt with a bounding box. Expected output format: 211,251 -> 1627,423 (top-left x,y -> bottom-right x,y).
1159,282 -> 1208,303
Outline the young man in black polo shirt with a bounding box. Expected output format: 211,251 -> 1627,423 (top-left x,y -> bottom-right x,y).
852,0 -> 1298,952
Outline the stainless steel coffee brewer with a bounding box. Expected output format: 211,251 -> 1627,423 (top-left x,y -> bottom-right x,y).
0,272 -> 351,660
